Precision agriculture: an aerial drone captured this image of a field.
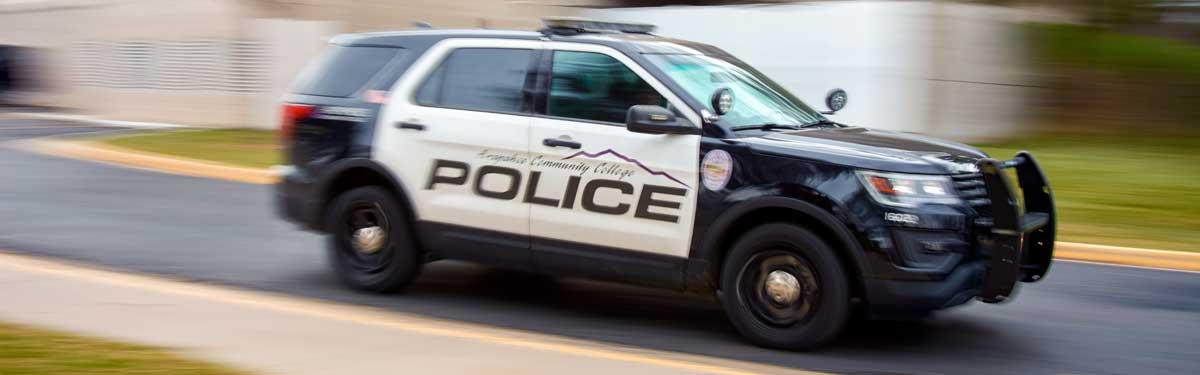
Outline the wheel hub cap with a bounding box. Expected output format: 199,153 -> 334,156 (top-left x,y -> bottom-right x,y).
352,226 -> 386,254
763,270 -> 802,305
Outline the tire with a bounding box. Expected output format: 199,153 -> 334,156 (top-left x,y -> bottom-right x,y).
718,223 -> 851,350
325,186 -> 421,293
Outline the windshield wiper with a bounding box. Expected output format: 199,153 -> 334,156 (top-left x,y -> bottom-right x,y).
801,119 -> 841,128
731,123 -> 803,132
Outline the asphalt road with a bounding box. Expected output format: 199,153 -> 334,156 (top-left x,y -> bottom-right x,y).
1,117 -> 1197,375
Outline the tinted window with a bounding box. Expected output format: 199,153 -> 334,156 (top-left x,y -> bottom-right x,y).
292,46 -> 401,97
368,52 -> 417,91
416,48 -> 533,113
547,51 -> 667,124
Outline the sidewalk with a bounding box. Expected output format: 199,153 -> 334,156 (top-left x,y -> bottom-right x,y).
0,251 -> 816,375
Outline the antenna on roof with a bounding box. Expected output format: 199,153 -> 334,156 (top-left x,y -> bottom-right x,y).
412,21 -> 433,30
540,17 -> 656,36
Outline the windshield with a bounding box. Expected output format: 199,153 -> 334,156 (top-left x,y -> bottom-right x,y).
644,54 -> 825,128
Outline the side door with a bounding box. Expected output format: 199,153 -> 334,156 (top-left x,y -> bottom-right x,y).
375,39 -> 541,268
527,43 -> 702,281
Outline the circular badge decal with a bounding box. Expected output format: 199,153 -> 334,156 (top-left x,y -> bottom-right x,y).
701,149 -> 734,191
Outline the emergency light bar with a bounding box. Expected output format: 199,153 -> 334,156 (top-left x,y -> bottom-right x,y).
541,17 -> 657,34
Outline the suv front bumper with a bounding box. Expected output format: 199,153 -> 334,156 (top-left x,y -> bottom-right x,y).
975,151 -> 1056,303
864,151 -> 1055,315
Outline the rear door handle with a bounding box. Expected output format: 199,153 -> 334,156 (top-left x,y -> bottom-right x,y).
395,121 -> 425,131
542,138 -> 581,149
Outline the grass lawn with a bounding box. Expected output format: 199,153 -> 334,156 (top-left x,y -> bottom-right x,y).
1013,23 -> 1199,251
977,132 -> 1199,252
1025,23 -> 1200,80
101,129 -> 281,169
0,321 -> 248,375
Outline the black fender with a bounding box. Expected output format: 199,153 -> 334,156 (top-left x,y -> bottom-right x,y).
687,195 -> 871,298
313,158 -> 418,232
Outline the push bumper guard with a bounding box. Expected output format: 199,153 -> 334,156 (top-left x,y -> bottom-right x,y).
977,151 -> 1056,303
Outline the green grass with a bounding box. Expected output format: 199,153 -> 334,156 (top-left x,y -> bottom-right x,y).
0,321 -> 248,375
1026,23 -> 1200,80
1016,23 -> 1199,250
977,131 -> 1200,252
102,129 -> 281,169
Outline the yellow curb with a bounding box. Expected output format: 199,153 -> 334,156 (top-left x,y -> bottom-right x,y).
20,138 -> 277,184
13,137 -> 1198,272
1055,242 -> 1200,272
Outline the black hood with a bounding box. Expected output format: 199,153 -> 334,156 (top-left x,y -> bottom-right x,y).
737,126 -> 987,175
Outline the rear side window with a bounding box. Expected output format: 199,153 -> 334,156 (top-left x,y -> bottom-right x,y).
416,48 -> 534,113
292,46 -> 401,97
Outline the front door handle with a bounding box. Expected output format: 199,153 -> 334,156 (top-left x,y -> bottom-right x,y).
542,138 -> 581,149
395,121 -> 425,131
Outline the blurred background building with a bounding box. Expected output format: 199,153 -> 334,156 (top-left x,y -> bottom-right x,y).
586,2 -> 1072,140
1,0 -> 1196,140
0,0 -> 571,128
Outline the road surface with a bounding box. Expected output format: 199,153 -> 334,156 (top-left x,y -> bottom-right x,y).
1,117 -> 1197,374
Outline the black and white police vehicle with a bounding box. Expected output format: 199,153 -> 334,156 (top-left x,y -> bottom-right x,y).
276,19 -> 1056,349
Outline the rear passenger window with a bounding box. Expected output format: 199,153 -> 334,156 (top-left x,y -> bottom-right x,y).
416,48 -> 534,113
292,46 -> 401,97
547,51 -> 667,124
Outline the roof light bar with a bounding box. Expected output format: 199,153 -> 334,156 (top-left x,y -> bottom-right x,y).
542,17 -> 656,34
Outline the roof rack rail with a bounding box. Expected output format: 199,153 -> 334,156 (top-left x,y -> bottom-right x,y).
539,17 -> 657,36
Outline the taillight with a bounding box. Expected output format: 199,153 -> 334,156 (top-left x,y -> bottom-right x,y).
279,103 -> 314,142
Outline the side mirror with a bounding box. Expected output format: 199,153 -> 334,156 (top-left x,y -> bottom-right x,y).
626,105 -> 699,135
822,88 -> 848,115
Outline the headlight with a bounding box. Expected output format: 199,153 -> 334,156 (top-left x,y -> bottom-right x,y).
856,171 -> 961,207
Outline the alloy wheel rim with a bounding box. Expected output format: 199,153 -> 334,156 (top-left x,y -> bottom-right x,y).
341,201 -> 392,273
737,249 -> 821,327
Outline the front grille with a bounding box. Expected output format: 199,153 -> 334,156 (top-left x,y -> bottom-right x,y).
954,172 -> 993,258
953,173 -> 992,223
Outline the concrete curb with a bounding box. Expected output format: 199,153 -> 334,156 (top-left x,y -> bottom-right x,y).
12,128 -> 1198,273
18,138 -> 278,184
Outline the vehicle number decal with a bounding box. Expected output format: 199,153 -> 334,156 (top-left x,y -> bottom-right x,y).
884,212 -> 920,225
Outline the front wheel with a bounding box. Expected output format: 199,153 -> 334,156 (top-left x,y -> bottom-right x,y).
719,223 -> 851,350
326,186 -> 421,293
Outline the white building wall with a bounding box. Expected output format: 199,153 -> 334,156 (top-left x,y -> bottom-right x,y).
0,0 -> 572,128
585,2 -> 1040,141
251,19 -> 340,130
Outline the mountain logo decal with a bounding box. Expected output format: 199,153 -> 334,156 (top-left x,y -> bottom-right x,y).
562,149 -> 690,189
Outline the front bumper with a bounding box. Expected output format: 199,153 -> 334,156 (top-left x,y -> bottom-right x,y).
863,151 -> 1055,314
865,260 -> 987,317
975,151 -> 1056,303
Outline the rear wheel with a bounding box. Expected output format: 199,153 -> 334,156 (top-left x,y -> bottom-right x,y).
326,186 -> 420,293
719,223 -> 850,350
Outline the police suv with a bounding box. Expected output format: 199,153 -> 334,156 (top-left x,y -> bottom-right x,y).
276,19 -> 1056,349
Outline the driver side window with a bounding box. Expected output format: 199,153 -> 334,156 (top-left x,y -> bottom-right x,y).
547,51 -> 667,124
